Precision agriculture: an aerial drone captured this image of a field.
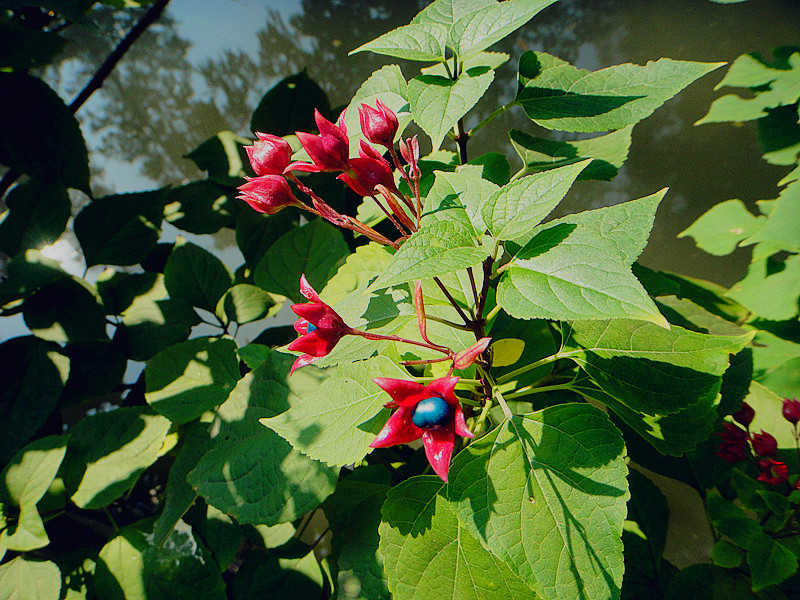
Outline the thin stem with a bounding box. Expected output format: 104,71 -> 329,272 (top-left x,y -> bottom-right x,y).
433,276 -> 472,325
472,394 -> 495,435
350,329 -> 451,355
426,314 -> 473,331
455,117 -> 469,164
469,101 -> 516,137
103,507 -> 119,532
478,365 -> 513,420
415,377 -> 482,387
467,267 -> 480,307
370,192 -> 409,238
505,382 -> 574,401
484,304 -> 502,324
497,353 -> 561,384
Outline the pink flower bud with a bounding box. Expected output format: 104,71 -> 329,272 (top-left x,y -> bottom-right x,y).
237,175 -> 300,214
751,430 -> 778,457
732,401 -> 755,428
453,338 -> 491,370
287,109 -> 350,173
399,135 -> 420,177
358,99 -> 398,148
782,397 -> 800,425
245,133 -> 293,175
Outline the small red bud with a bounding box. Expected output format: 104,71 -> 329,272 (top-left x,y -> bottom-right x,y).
358,99 -> 399,148
732,401 -> 755,428
237,175 -> 300,214
245,133 -> 293,175
751,430 -> 778,457
782,397 -> 800,425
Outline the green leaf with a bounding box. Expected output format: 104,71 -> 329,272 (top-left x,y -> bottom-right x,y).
323,478 -> 390,600
114,273 -> 200,361
497,190 -> 668,325
752,330 -> 800,400
727,254 -> 800,321
145,337 -> 240,424
0,336 -> 69,464
0,250 -> 67,309
711,540 -> 745,568
230,543 -> 325,600
482,159 -> 591,241
412,0 -> 497,26
622,469 -> 669,596
95,526 -> 148,600
152,424 -> 213,548
164,180 -> 238,234
262,356 -> 408,467
447,404 -> 629,600
663,564 -> 756,600
742,180 -> 800,254
745,381 -> 799,450
510,126 -> 633,182
250,71 -> 330,137
748,535 -> 799,592
516,51 -> 725,132
63,407 -> 172,509
22,277 -> 107,343
164,238 -> 233,313
418,165 -> 499,234
0,20 -> 65,70
409,65 -> 495,150
0,179 -> 70,256
448,0 -> 558,60
188,354 -> 337,525
61,340 -> 128,405
380,476 -> 537,600
679,199 -> 766,256
0,557 -> 61,600
319,243 -> 394,306
0,72 -> 90,194
235,206 -> 299,269
350,23 -> 448,61
74,190 -> 166,267
185,131 -> 250,186
0,436 -> 68,553
215,284 -> 274,325
253,218 -> 348,303
562,319 -> 753,415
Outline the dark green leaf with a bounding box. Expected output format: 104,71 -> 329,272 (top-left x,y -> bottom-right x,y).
145,337 -> 240,424
0,72 -> 90,193
250,71 -> 330,137
253,218 -> 348,302
230,543 -> 325,600
0,250 -> 67,309
164,180 -> 238,234
61,340 -> 127,405
22,277 -> 107,343
0,21 -> 65,70
0,337 -> 69,464
0,179 -> 70,256
215,284 -> 274,325
235,206 -> 299,270
185,131 -> 250,186
74,190 -> 167,267
164,238 -> 233,313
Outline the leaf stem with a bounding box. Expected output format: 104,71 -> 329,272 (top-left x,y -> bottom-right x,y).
497,353 -> 562,384
504,382 -> 574,400
478,364 -> 513,420
433,276 -> 472,325
469,101 -> 516,137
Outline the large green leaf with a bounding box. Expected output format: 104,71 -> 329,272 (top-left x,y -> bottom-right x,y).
0,72 -> 90,194
561,319 -> 754,415
496,190 -> 668,325
250,71 -> 330,137
380,476 -> 538,600
0,20 -> 65,70
74,190 -> 167,267
0,179 -> 70,256
215,284 -> 274,326
187,353 -> 337,525
164,180 -> 238,234
0,336 -> 69,465
419,165 -> 499,234
0,557 -> 61,600
412,0 -> 497,26
22,277 -> 107,343
510,126 -> 633,182
145,337 -> 240,424
235,207 -> 299,269
62,407 -> 171,509
751,330 -> 800,400
0,436 -> 68,553
229,543 -> 326,600
679,199 -> 766,256
253,218 -> 348,303
61,340 -> 127,405
350,23 -> 448,62
742,180 -> 800,255
516,51 -> 725,132
447,404 -> 629,600
726,254 -> 800,321
113,273 -> 200,361
185,131 -> 249,187
447,0 -> 558,60
482,159 -> 590,241
408,65 -> 495,150
0,250 -> 67,309
262,356 -> 408,467
319,242 -> 394,306
323,477 -> 390,600
164,238 -> 233,313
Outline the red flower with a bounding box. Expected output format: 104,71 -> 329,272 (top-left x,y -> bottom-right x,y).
751,430 -> 778,457
782,397 -> 800,425
237,174 -> 301,214
337,141 -> 398,197
757,458 -> 788,486
369,376 -> 474,482
716,422 -> 748,463
287,274 -> 352,374
245,133 -> 293,175
286,109 -> 350,173
358,99 -> 398,148
732,401 -> 755,428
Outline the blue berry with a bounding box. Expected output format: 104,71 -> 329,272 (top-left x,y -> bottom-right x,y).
306,323 -> 317,333
412,396 -> 451,429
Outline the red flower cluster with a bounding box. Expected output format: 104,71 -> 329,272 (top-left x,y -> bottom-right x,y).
717,399 -> 800,487
369,376 -> 474,482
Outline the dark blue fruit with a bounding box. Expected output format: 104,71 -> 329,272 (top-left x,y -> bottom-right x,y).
412,396 -> 451,429
306,323 -> 317,333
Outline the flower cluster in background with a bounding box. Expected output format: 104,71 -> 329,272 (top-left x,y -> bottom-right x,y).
718,397 -> 800,488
